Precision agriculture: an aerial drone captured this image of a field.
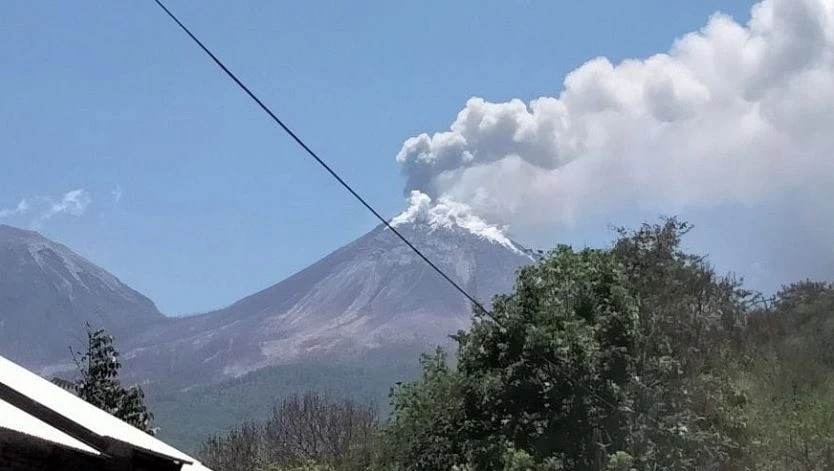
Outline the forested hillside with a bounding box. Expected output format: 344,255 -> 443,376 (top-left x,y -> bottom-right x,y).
201,219 -> 834,470
148,351 -> 423,451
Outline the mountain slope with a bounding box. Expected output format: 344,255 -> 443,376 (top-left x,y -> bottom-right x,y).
126,219 -> 533,387
0,224 -> 164,368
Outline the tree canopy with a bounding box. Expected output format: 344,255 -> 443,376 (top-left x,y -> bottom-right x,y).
70,325 -> 156,434
202,219 -> 834,471
379,219 -> 754,470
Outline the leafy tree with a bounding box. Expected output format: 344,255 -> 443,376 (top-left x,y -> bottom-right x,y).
611,219 -> 752,469
454,245 -> 639,470
376,348 -> 467,470
378,219 -> 753,470
70,325 -> 155,434
201,219 -> 834,471
744,281 -> 834,470
380,244 -> 641,470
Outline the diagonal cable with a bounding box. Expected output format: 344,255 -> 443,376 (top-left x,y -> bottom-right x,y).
151,0 -> 489,315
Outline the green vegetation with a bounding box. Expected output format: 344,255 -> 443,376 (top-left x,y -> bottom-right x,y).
377,219 -> 752,470
65,325 -> 156,434
190,219 -> 834,469
149,353 -> 423,451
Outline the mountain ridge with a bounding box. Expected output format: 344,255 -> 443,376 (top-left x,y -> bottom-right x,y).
0,219 -> 534,448
120,220 -> 533,387
0,224 -> 164,367
0,216 -> 533,391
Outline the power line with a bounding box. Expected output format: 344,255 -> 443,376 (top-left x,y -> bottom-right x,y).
150,0 -> 668,434
150,0 -> 489,315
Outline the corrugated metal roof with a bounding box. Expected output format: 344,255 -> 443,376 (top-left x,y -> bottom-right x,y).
0,398 -> 100,455
0,355 -> 213,470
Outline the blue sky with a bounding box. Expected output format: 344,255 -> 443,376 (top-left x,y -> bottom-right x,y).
0,0 -> 775,315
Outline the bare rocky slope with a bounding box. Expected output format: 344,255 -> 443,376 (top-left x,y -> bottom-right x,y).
0,219 -> 533,448
122,220 -> 534,389
0,224 -> 164,368
0,217 -> 533,393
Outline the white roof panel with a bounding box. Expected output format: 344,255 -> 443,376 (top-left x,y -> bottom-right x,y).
0,355 -> 213,470
0,398 -> 100,455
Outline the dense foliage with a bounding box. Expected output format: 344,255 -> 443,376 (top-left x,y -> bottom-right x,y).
742,281 -> 834,470
69,325 -> 156,434
378,219 -> 750,470
202,219 -> 834,470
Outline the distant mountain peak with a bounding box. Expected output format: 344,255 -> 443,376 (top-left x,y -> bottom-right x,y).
124,203 -> 535,385
0,225 -> 163,368
1,225 -> 137,300
391,191 -> 524,255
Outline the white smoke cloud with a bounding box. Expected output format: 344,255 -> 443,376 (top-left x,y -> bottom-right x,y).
392,191 -> 523,254
40,189 -> 92,221
0,200 -> 30,219
0,190 -> 92,227
396,0 -> 834,232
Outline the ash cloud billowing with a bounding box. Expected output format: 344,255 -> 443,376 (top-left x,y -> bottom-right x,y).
396,0 -> 834,236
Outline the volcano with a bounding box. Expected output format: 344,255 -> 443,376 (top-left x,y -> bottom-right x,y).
124,207 -> 534,387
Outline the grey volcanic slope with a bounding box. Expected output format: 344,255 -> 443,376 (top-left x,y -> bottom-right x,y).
125,222 -> 533,388
0,225 -> 164,368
